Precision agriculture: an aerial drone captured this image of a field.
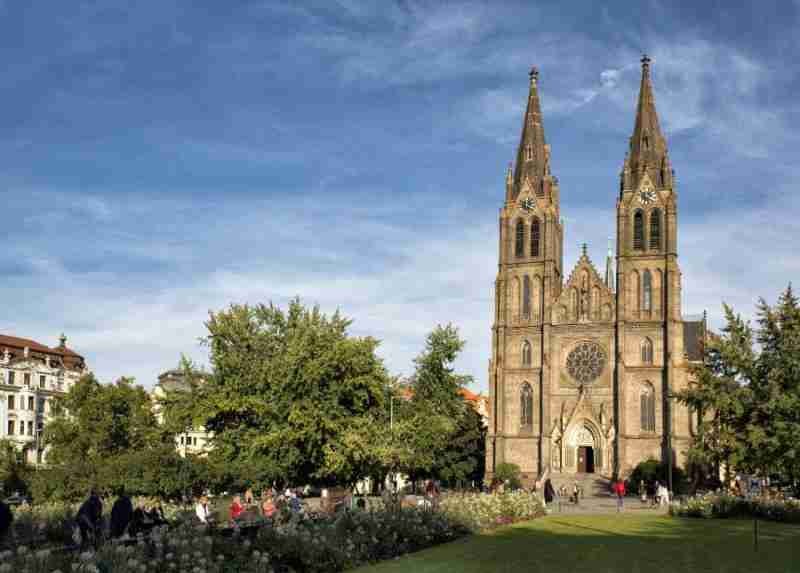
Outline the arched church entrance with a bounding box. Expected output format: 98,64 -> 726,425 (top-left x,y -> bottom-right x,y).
567,421 -> 602,475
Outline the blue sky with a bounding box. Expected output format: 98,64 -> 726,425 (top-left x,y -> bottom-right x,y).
2,1 -> 799,392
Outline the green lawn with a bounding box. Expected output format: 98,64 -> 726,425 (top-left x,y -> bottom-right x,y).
354,514 -> 800,573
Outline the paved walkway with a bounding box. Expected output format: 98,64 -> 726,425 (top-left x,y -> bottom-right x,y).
545,494 -> 669,515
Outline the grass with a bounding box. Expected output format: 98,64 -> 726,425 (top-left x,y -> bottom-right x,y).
353,514 -> 800,573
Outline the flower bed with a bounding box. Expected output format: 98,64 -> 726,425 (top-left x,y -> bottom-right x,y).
670,493 -> 800,523
440,491 -> 545,531
0,493 -> 545,572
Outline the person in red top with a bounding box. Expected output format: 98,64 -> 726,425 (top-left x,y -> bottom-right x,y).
614,480 -> 626,512
230,495 -> 244,522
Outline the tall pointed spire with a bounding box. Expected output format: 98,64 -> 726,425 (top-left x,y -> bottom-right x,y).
511,66 -> 551,199
624,55 -> 672,192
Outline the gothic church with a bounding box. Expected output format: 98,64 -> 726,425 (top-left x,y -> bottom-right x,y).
486,56 -> 704,485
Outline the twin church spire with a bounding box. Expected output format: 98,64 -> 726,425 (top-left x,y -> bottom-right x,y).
508,67 -> 553,201
623,55 -> 673,193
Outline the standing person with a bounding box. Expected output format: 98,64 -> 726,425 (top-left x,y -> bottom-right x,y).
544,479 -> 555,506
658,482 -> 670,507
614,479 -> 626,512
76,489 -> 103,549
639,480 -> 647,504
572,481 -> 580,505
109,489 -> 133,538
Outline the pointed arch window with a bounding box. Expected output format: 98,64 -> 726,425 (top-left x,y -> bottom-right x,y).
642,270 -> 652,312
530,217 -> 541,257
515,219 -> 525,258
526,145 -> 533,161
649,209 -> 662,250
522,341 -> 532,366
641,338 -> 654,364
640,382 -> 656,432
633,210 -> 645,250
520,383 -> 533,428
522,276 -> 531,319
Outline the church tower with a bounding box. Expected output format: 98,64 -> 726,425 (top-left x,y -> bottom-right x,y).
488,68 -> 563,481
615,55 -> 686,472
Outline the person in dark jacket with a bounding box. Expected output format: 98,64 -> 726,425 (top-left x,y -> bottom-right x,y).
77,490 -> 103,549
110,490 -> 134,538
0,500 -> 13,542
544,479 -> 556,505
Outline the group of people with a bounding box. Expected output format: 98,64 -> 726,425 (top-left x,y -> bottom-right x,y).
636,479 -> 671,508
195,487 -> 304,527
74,489 -> 168,548
542,479 -> 582,506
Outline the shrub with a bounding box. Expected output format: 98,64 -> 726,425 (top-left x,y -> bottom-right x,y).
627,458 -> 688,494
670,493 -> 800,523
494,462 -> 523,490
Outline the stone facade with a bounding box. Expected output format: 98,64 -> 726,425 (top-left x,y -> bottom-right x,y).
486,58 -> 704,486
0,334 -> 87,465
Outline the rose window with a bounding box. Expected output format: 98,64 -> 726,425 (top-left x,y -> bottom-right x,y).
566,342 -> 606,384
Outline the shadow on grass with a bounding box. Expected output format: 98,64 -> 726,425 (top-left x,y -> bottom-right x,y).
355,514 -> 800,573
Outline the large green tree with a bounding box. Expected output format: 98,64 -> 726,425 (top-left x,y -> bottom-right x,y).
390,324 -> 482,486
199,299 -> 390,488
676,285 -> 800,491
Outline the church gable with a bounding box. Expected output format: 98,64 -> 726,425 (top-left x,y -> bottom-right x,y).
553,246 -> 615,323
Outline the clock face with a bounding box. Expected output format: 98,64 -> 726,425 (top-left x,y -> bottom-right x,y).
639,189 -> 656,205
520,197 -> 535,212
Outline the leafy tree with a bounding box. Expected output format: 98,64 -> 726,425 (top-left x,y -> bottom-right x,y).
42,374 -> 183,500
676,304 -> 753,485
199,299 -> 390,488
746,285 -> 800,486
676,285 -> 800,492
391,325 -> 478,485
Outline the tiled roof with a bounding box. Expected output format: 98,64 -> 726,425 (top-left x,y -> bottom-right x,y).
683,320 -> 704,362
0,333 -> 85,369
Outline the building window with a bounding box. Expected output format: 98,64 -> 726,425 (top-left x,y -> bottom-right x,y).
649,209 -> 661,250
633,210 -> 644,250
515,220 -> 525,258
27,421 -> 33,436
7,421 -> 13,436
643,270 -> 653,311
641,338 -> 654,364
522,276 -> 531,318
531,217 -> 541,257
23,373 -> 31,386
522,341 -> 532,366
28,396 -> 34,410
7,395 -> 14,410
39,375 -> 46,389
526,145 -> 533,161
8,371 -> 15,385
520,383 -> 533,428
641,383 -> 656,432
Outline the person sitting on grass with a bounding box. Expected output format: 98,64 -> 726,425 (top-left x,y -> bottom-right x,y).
195,495 -> 213,525
260,492 -> 277,519
110,489 -> 134,539
230,495 -> 245,523
0,499 -> 13,543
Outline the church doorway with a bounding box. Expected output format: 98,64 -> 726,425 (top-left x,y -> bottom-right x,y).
577,446 -> 595,473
